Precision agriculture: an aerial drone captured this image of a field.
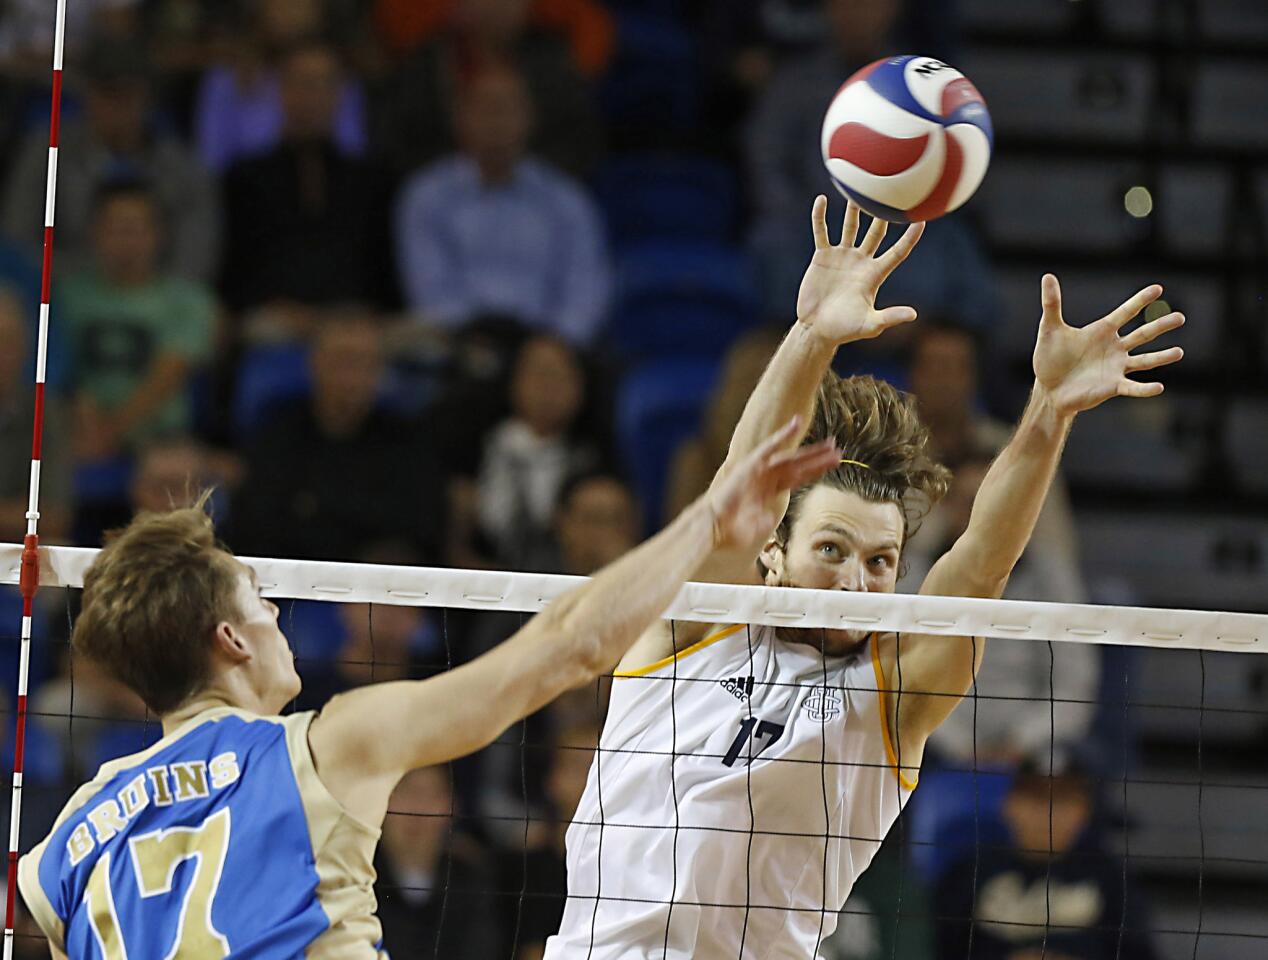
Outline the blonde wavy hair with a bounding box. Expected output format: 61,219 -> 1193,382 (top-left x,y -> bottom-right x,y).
773,372 -> 952,554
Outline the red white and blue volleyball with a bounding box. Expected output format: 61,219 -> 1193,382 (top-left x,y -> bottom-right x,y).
821,55 -> 993,223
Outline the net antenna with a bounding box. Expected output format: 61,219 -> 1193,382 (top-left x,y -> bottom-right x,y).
5,0 -> 67,955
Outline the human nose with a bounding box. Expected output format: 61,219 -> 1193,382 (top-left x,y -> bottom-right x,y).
835,557 -> 867,592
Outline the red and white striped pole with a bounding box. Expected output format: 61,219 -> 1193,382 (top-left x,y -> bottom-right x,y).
5,1 -> 67,955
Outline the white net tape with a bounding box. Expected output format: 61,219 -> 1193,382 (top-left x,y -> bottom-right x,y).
4,544 -> 1265,654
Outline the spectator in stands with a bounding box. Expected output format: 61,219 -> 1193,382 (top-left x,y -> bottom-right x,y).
425,317 -> 534,566
194,0 -> 368,172
900,321 -> 1094,753
128,436 -> 212,514
474,335 -> 607,569
294,542 -> 440,712
902,322 -> 1085,601
0,1 -> 137,80
702,0 -> 960,116
500,716 -> 600,959
663,326 -> 785,524
743,0 -> 996,327
372,0 -> 613,77
821,835 -> 935,960
0,288 -> 69,542
700,0 -> 828,137
552,471 -> 640,576
896,322 -> 1098,879
906,321 -> 1009,465
465,470 -> 631,831
219,38 -> 396,315
228,310 -> 444,562
372,0 -> 602,179
31,649 -> 149,782
395,65 -> 609,345
376,765 -> 497,959
62,178 -> 215,460
900,446 -> 1099,767
3,35 -> 220,283
935,753 -> 1159,960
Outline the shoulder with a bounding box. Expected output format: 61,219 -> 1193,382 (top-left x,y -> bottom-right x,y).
482,418 -> 534,455
364,408 -> 427,444
152,135 -> 211,180
196,64 -> 237,98
523,160 -> 598,215
223,146 -> 290,188
248,396 -> 315,444
615,621 -> 751,678
24,709 -> 275,864
400,157 -> 470,207
158,276 -> 215,309
57,273 -> 96,313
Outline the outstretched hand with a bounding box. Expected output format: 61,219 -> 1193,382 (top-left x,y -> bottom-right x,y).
705,416 -> 839,554
796,196 -> 925,345
1032,274 -> 1185,416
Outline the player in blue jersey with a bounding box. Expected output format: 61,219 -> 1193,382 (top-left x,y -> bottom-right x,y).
17,417 -> 841,959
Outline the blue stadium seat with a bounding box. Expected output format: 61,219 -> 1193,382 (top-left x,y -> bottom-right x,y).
906,763 -> 1013,883
616,357 -> 720,528
0,586 -> 55,699
86,721 -> 163,772
1,718 -> 64,787
72,456 -> 133,504
601,13 -> 700,133
596,154 -> 739,246
612,242 -> 759,361
233,342 -> 311,440
279,599 -> 348,666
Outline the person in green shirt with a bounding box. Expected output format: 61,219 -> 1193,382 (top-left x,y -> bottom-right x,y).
61,178 -> 215,463
823,832 -> 936,960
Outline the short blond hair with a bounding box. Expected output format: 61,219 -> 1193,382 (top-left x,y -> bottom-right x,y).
73,499 -> 242,714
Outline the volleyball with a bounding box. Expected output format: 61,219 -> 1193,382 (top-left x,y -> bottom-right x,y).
820,54 -> 993,223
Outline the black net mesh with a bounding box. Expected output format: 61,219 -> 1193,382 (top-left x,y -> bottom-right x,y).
2,581 -> 1266,960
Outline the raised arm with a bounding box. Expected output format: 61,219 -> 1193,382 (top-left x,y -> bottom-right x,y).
698,197 -> 923,590
882,275 -> 1186,765
309,419 -> 840,825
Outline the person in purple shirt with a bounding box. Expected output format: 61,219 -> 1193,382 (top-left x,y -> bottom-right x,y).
394,63 -> 611,347
193,0 -> 367,172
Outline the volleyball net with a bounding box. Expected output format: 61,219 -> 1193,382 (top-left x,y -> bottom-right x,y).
3,544 -> 1268,959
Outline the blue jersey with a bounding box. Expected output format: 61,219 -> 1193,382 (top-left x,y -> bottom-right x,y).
19,707 -> 384,958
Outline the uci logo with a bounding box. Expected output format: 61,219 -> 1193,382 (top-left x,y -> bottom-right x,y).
802,687 -> 842,722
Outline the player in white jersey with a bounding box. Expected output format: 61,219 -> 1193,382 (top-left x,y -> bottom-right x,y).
547,197 -> 1186,958
17,416 -> 841,959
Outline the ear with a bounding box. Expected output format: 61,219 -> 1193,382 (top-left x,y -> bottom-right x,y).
212,621 -> 252,666
758,538 -> 785,586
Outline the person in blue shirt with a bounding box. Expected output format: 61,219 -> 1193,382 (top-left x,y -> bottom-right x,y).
394,64 -> 611,347
17,417 -> 839,959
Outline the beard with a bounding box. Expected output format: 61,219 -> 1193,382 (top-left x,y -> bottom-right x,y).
776,626 -> 872,657
770,576 -> 872,657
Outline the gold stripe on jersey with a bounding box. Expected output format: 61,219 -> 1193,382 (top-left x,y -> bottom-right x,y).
613,624 -> 747,678
870,638 -> 919,791
280,710 -> 386,958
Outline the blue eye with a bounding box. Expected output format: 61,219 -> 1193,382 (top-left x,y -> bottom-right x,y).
819,543 -> 839,557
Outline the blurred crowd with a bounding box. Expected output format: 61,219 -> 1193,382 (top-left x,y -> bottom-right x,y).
0,1 -> 1164,958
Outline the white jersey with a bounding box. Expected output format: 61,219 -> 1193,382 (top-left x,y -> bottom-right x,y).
545,624 -> 916,959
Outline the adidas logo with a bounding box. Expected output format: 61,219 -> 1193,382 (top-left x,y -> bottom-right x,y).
720,675 -> 755,702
